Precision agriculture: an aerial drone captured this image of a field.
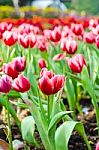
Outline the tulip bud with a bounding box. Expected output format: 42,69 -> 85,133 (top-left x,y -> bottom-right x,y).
3,31 -> 17,46
18,33 -> 29,48
68,54 -> 86,73
61,38 -> 77,54
12,75 -> 30,93
38,68 -> 65,95
0,75 -> 11,93
40,68 -> 54,78
37,36 -> 48,52
84,32 -> 95,44
3,62 -> 19,79
29,33 -> 36,48
53,53 -> 66,61
49,26 -> 61,42
38,59 -> 46,69
71,24 -> 84,36
96,142 -> 99,150
96,35 -> 99,48
13,57 -> 26,72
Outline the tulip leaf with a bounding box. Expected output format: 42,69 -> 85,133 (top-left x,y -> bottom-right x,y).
48,111 -> 72,149
48,111 -> 72,135
27,64 -> 38,97
55,121 -> 91,150
81,66 -> 94,98
21,116 -> 40,148
7,90 -> 20,98
65,77 -> 76,118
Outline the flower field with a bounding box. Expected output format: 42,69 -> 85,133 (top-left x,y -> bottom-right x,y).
0,16 -> 99,150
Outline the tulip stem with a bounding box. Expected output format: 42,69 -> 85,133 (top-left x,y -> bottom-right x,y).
7,46 -> 10,62
6,97 -> 13,150
48,96 -> 50,124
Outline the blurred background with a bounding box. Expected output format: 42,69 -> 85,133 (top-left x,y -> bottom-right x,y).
0,0 -> 99,18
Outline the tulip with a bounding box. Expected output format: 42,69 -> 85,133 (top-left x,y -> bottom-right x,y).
18,33 -> 29,48
68,54 -> 86,73
71,24 -> 84,36
62,26 -> 72,38
3,31 -> 17,46
3,62 -> 19,79
29,33 -> 36,48
96,35 -> 99,48
0,75 -> 11,93
96,142 -> 99,150
84,32 -> 95,44
0,22 -> 13,34
38,68 -> 65,95
61,38 -> 77,54
37,35 -> 48,51
12,75 -> 30,93
38,59 -> 46,69
49,26 -> 61,42
40,68 -> 54,78
53,53 -> 66,61
89,19 -> 98,28
43,29 -> 51,40
13,57 -> 26,72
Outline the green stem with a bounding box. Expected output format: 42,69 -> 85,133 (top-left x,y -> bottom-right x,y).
6,98 -> 13,150
48,96 -> 50,124
7,46 -> 10,62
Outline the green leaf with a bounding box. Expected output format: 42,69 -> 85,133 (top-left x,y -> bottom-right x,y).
65,78 -> 76,113
27,65 -> 38,97
48,111 -> 72,135
55,121 -> 91,150
81,66 -> 94,98
48,111 -> 72,150
7,90 -> 20,98
21,116 -> 39,148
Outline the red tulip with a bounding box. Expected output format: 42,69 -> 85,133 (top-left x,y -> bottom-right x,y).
43,29 -> 51,40
0,22 -> 13,34
12,75 -> 30,93
96,142 -> 99,150
37,35 -> 48,51
29,33 -> 36,48
68,54 -> 86,73
38,59 -> 46,69
0,75 -> 11,93
71,24 -> 84,36
38,68 -> 65,95
61,38 -> 77,54
3,31 -> 17,46
3,62 -> 19,79
49,26 -> 61,42
89,19 -> 98,28
18,33 -> 29,48
62,26 -> 72,38
84,32 -> 95,44
53,53 -> 66,61
96,35 -> 99,48
40,68 -> 54,78
13,57 -> 26,72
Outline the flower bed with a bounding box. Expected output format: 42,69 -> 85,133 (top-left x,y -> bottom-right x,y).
0,16 -> 99,150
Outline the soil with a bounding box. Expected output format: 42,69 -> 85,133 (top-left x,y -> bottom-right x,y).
0,98 -> 98,150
